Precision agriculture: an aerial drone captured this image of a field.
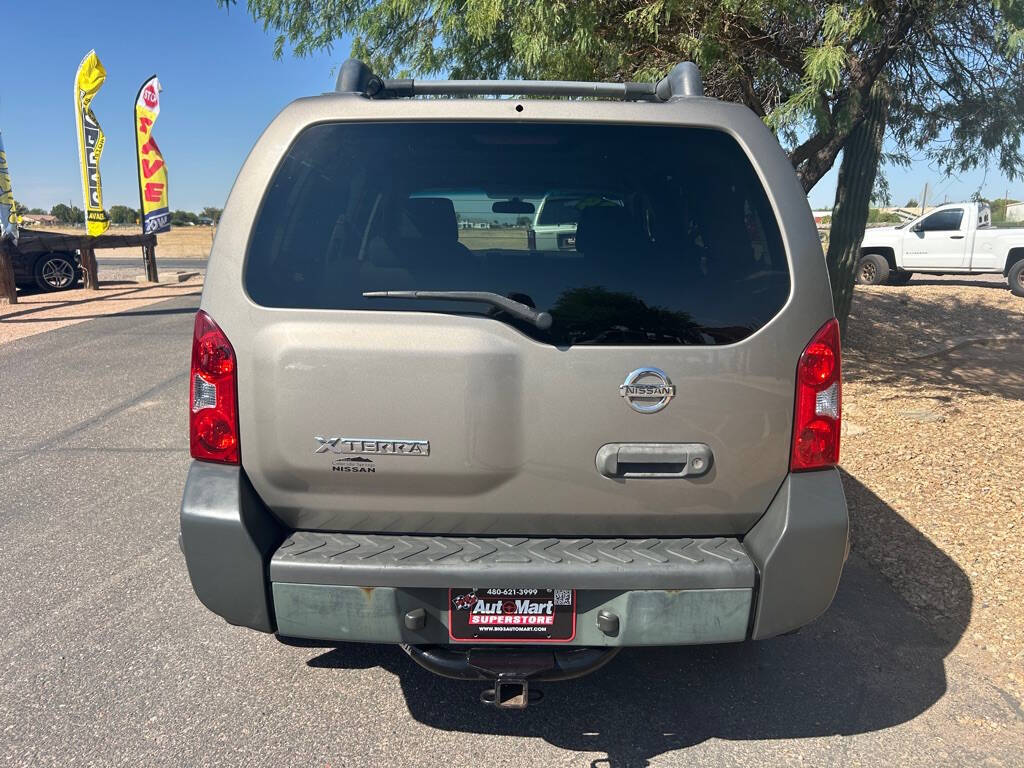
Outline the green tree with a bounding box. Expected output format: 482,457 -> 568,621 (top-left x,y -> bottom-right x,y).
12,200 -> 46,217
50,203 -> 74,224
108,205 -> 140,225
201,206 -> 224,224
905,198 -> 919,208
221,0 -> 1024,329
988,197 -> 1020,222
171,210 -> 199,226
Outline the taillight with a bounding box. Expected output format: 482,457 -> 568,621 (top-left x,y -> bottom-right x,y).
189,310 -> 239,464
790,318 -> 841,471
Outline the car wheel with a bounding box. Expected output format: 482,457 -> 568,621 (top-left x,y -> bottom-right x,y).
1009,260 -> 1024,298
855,253 -> 890,285
33,253 -> 80,292
888,271 -> 913,286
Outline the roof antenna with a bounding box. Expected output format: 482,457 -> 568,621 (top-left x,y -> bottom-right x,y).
336,59 -> 376,94
655,62 -> 703,100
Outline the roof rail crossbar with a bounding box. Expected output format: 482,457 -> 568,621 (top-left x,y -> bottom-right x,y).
336,60 -> 703,101
373,79 -> 661,101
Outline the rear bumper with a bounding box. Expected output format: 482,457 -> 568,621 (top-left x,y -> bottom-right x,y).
179,462 -> 848,644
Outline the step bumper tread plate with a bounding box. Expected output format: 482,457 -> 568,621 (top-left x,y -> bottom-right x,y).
270,532 -> 755,590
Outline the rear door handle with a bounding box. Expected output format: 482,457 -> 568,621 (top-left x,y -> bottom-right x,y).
595,443 -> 713,479
950,235 -> 965,239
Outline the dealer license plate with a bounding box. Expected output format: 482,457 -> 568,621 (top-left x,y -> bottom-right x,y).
448,588 -> 576,642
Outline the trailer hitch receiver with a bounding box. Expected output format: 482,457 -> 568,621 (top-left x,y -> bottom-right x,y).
400,644 -> 620,710
479,678 -> 543,709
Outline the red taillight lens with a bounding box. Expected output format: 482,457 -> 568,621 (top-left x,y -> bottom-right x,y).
190,310 -> 239,464
790,318 -> 841,471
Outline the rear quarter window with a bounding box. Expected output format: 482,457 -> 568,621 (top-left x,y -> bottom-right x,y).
244,121 -> 790,346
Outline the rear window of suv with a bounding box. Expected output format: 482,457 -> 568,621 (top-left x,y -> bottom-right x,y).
244,122 -> 789,346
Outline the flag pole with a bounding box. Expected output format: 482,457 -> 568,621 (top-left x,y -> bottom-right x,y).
135,74 -> 160,282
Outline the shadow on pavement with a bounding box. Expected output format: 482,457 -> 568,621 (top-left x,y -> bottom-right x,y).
4,283 -> 164,318
2,305 -> 200,323
293,475 -> 970,767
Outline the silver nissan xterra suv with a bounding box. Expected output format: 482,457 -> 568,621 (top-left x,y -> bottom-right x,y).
181,60 -> 848,708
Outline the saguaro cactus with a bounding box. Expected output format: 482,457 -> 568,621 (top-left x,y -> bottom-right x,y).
825,81 -> 889,335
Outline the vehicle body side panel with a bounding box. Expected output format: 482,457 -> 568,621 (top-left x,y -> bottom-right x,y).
745,468 -> 849,639
179,462 -> 286,632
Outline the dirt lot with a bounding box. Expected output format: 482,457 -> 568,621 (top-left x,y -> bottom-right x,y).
459,228 -> 529,250
27,224 -> 215,259
842,273 -> 1024,704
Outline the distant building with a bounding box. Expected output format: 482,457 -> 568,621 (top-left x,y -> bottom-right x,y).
1006,202 -> 1024,222
20,214 -> 59,226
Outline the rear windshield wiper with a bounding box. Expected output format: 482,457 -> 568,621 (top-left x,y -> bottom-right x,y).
362,290 -> 553,330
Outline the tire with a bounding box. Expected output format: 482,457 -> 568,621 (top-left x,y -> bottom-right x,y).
856,253 -> 890,285
888,270 -> 913,286
33,253 -> 79,292
1009,260 -> 1024,298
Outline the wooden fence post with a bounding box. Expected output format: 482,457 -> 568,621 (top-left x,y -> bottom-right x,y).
80,246 -> 99,290
142,238 -> 159,282
0,238 -> 18,305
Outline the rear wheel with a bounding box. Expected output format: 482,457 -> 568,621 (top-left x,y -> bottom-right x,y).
856,253 -> 890,285
34,253 -> 79,292
888,270 -> 913,286
1009,260 -> 1024,298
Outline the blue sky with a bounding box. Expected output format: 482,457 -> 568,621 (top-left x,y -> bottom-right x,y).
1,0 -> 1020,212
2,1 -> 342,212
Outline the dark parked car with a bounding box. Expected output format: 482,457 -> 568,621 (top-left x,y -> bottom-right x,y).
9,236 -> 82,292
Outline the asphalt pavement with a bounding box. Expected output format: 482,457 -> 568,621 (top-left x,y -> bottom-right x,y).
1,294 -> 1021,767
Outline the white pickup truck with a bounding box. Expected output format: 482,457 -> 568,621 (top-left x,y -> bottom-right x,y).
857,202 -> 1024,297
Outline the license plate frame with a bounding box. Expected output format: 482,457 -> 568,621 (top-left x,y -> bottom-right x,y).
448,588 -> 577,643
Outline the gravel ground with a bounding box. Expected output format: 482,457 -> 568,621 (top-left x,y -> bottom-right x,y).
0,268 -> 203,345
842,272 -> 1024,704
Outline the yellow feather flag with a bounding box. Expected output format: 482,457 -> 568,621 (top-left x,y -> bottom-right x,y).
74,50 -> 110,236
0,131 -> 18,245
135,76 -> 170,234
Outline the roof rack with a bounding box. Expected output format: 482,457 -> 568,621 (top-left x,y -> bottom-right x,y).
335,59 -> 703,101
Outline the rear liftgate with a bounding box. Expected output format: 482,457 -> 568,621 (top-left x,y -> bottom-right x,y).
270,58 -> 782,710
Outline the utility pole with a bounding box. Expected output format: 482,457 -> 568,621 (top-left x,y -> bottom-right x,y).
920,183 -> 929,216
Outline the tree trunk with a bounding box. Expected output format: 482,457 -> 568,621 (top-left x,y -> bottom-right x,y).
0,238 -> 17,305
80,247 -> 99,290
826,81 -> 889,336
